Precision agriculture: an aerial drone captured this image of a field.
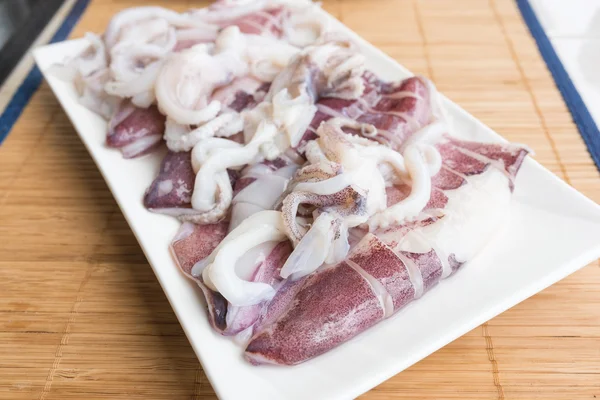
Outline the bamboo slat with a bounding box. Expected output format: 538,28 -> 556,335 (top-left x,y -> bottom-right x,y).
1,0 -> 599,399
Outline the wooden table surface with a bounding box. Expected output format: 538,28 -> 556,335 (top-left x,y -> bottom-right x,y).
1,0 -> 599,399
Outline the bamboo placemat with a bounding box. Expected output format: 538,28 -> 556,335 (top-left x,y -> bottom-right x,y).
1,0 -> 599,399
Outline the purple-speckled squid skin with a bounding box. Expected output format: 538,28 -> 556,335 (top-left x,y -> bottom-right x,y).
447,136 -> 528,181
144,151 -> 239,212
246,262 -> 384,365
431,167 -> 467,190
300,74 -> 432,149
170,220 -> 294,335
171,222 -> 229,276
107,104 -> 165,147
106,104 -> 166,158
144,151 -> 196,211
401,250 -> 443,291
220,241 -> 292,336
445,136 -> 529,192
244,233 -> 444,366
250,277 -> 307,335
244,237 -> 449,366
170,222 -> 231,332
348,234 -> 415,311
437,142 -> 490,176
356,76 -> 433,147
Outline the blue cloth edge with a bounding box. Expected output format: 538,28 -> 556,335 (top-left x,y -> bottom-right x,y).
0,0 -> 91,145
516,0 -> 600,170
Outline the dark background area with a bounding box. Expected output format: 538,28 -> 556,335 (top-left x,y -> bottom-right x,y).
0,0 -> 65,86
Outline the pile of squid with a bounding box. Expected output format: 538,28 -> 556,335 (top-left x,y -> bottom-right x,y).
67,1 -> 530,366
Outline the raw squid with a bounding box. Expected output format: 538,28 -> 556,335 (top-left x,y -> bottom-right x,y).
66,1 -> 532,368
171,218 -> 293,335
143,74 -> 269,220
143,149 -> 241,217
144,151 -> 195,214
188,38 -> 366,224
244,135 -> 528,365
230,156 -> 300,230
305,72 -> 439,151
157,26 -> 300,152
107,100 -> 166,158
103,6 -> 218,108
170,72 -> 528,365
279,117 -> 441,279
61,1 -> 327,160
52,33 -> 118,120
193,0 -> 326,46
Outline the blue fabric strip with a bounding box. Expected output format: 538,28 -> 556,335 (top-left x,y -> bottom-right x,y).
517,0 -> 600,169
0,0 -> 91,145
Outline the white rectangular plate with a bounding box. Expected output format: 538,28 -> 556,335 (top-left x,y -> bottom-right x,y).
34,9 -> 600,400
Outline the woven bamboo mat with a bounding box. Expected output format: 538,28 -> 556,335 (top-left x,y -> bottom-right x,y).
1,0 -> 599,399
